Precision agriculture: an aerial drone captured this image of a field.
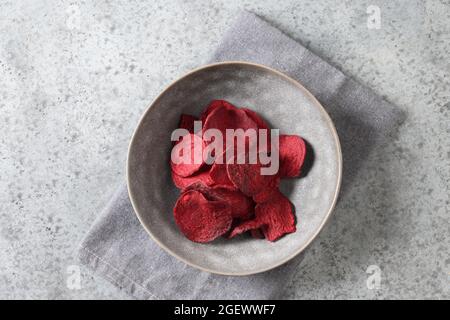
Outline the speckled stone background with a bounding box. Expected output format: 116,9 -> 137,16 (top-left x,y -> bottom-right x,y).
0,0 -> 448,299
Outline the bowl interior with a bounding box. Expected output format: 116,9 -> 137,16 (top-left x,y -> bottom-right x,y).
128,63 -> 341,275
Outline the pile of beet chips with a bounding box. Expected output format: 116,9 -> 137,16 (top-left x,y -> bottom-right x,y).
170,100 -> 306,243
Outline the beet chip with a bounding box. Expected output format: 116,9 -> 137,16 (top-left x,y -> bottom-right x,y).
178,114 -> 198,134
226,153 -> 280,197
174,190 -> 233,243
242,108 -> 269,131
252,188 -> 278,204
209,162 -> 236,189
256,191 -> 296,241
186,182 -> 254,219
170,133 -> 205,177
229,191 -> 296,241
203,101 -> 258,145
171,168 -> 212,190
200,100 -> 234,124
208,148 -> 236,189
228,218 -> 265,238
207,148 -> 238,189
279,135 -> 306,178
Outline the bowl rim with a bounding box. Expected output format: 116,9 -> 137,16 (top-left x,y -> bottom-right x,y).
127,61 -> 342,276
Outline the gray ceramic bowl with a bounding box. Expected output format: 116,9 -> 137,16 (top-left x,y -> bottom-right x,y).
127,62 -> 342,275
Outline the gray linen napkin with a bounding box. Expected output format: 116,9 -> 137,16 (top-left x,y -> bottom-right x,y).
79,11 -> 405,300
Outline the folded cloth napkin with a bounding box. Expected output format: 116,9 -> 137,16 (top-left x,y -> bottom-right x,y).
79,11 -> 405,300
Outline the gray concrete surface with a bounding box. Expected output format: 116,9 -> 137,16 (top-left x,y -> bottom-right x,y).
0,0 -> 448,299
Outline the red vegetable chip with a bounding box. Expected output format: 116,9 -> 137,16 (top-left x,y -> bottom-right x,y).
171,167 -> 212,190
226,152 -> 280,197
279,135 -> 306,178
242,108 -> 269,131
178,114 -> 198,134
252,187 -> 278,203
200,100 -> 234,124
206,147 -> 240,189
229,191 -> 296,241
242,107 -> 273,153
209,162 -> 236,189
228,218 -> 265,238
257,191 -> 296,241
185,182 -> 254,219
203,101 -> 258,145
174,190 -> 233,243
170,133 -> 205,177
207,147 -> 237,189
